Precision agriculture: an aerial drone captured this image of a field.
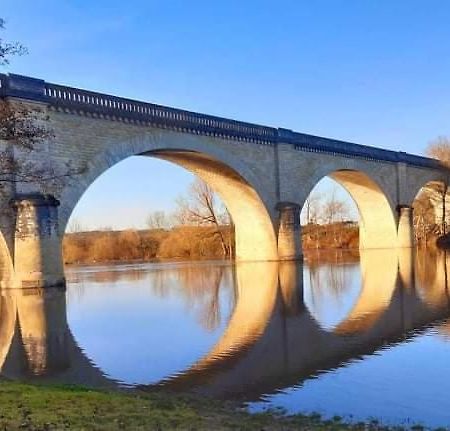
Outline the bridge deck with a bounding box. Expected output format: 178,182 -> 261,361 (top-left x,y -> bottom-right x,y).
0,73 -> 441,169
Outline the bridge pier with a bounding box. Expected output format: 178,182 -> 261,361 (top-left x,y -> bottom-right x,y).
16,288 -> 70,375
397,205 -> 415,248
12,194 -> 65,289
279,262 -> 304,315
276,202 -> 302,261
398,248 -> 415,288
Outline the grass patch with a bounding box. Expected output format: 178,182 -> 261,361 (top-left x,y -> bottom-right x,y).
0,381 -> 426,430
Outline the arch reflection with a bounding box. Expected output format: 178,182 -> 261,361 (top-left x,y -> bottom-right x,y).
0,250 -> 450,403
152,249 -> 450,399
0,288 -> 112,387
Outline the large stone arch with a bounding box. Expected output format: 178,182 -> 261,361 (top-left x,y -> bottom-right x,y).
298,164 -> 398,250
58,130 -> 278,262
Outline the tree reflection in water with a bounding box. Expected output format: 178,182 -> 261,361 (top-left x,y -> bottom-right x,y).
1,249 -> 450,411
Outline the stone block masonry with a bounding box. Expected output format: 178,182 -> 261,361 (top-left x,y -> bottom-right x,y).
0,73 -> 448,287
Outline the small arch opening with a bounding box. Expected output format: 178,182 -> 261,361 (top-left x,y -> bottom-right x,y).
300,169 -> 397,253
412,180 -> 449,247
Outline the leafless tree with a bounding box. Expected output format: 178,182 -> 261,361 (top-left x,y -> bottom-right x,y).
66,218 -> 85,234
175,179 -> 232,257
322,187 -> 349,224
303,192 -> 322,225
413,192 -> 435,244
146,210 -> 171,230
321,187 -> 350,246
426,136 -> 450,167
0,19 -> 82,203
425,136 -> 450,236
0,18 -> 27,65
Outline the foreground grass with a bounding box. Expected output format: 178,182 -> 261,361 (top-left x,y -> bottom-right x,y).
0,381 -> 424,430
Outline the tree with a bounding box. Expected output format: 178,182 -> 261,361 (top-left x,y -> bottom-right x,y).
146,210 -> 171,230
0,18 -> 27,65
66,218 -> 85,234
413,191 -> 435,244
425,136 -> 450,236
322,187 -> 351,247
303,192 -> 322,225
0,19 -> 82,203
322,187 -> 349,225
426,136 -> 450,167
175,179 -> 232,257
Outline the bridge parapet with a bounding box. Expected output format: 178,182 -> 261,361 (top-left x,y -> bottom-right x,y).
0,73 -> 444,170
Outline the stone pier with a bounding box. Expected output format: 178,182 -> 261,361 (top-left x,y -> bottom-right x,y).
397,205 -> 415,248
277,202 -> 302,261
12,194 -> 65,289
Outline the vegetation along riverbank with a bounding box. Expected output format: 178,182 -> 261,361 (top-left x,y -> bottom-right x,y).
63,223 -> 360,265
0,380 -> 427,430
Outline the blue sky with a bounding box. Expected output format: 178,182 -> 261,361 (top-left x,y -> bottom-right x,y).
2,1 -> 450,229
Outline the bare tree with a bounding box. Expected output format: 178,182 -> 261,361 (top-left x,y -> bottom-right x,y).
0,19 -> 82,201
146,210 -> 171,230
175,179 -> 231,257
303,192 -> 322,225
413,191 -> 435,244
322,187 -> 349,224
425,136 -> 450,236
0,18 -> 27,65
426,136 -> 450,167
66,218 -> 85,234
321,187 -> 350,246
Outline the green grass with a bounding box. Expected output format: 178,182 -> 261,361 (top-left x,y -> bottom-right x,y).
0,381 -> 424,430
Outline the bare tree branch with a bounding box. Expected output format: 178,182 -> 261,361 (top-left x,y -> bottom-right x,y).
0,19 -> 27,65
175,179 -> 232,257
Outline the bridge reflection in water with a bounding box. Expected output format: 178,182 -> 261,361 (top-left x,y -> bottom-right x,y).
1,250 -> 450,423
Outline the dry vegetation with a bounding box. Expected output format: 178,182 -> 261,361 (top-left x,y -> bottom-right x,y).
63,226 -> 234,264
302,223 -> 359,250
63,224 -> 360,265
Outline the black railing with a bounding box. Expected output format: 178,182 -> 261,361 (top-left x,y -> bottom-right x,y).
0,73 -> 443,169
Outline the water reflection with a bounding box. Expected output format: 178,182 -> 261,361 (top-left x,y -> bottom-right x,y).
149,250 -> 450,401
1,250 -> 450,426
0,288 -> 111,387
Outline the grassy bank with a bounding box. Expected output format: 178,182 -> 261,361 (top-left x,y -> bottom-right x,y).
0,381 -> 404,430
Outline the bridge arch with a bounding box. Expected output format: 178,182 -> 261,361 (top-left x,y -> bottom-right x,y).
411,179 -> 449,245
300,168 -> 398,250
59,132 -> 278,262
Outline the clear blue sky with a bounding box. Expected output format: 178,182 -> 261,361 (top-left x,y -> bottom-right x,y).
2,1 -> 449,229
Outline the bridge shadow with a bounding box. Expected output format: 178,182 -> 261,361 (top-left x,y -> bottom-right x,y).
0,249 -> 449,402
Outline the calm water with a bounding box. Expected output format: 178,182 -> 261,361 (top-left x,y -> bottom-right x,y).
2,249 -> 450,428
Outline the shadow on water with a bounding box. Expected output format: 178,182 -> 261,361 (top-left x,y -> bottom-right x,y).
1,250 -> 450,424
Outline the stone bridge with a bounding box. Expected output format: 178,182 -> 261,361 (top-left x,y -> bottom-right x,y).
0,73 -> 448,288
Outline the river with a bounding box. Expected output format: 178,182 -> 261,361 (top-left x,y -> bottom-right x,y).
1,248 -> 450,428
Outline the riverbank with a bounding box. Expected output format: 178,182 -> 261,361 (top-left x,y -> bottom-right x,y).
0,380 -> 412,430
63,224 -> 359,266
